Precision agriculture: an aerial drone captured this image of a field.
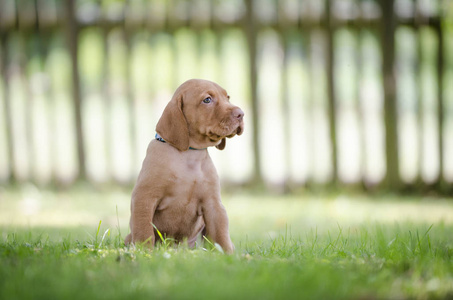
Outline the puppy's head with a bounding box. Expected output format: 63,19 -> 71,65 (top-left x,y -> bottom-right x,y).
156,79 -> 244,151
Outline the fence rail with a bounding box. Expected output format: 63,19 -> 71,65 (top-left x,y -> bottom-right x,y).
0,0 -> 452,193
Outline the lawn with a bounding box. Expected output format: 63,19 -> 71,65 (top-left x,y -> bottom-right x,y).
0,186 -> 452,299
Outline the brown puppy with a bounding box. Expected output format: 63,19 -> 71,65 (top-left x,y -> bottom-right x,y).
124,79 -> 244,254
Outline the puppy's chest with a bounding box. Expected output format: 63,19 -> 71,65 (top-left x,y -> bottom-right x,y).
180,156 -> 217,184
156,159 -> 218,212
156,180 -> 213,216
177,162 -> 218,197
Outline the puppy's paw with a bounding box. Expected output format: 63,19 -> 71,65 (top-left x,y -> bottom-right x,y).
124,234 -> 132,245
223,242 -> 235,255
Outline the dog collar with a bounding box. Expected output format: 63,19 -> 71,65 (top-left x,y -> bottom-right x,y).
155,133 -> 206,150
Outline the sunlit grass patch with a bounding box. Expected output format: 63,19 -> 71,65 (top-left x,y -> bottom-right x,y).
1,221 -> 452,300
0,188 -> 453,299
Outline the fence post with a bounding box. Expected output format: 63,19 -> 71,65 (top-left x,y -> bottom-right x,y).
381,0 -> 400,190
64,0 -> 87,180
245,0 -> 262,185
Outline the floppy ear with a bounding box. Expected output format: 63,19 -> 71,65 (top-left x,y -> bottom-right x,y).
216,138 -> 226,150
156,94 -> 189,151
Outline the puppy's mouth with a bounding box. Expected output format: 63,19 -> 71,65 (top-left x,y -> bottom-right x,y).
227,124 -> 243,137
208,121 -> 244,142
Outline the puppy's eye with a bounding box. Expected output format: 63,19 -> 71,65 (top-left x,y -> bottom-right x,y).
202,97 -> 212,104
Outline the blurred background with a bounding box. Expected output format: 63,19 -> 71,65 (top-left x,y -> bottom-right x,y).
0,0 -> 452,194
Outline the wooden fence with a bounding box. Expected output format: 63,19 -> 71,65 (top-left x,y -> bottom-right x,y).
0,0 -> 452,193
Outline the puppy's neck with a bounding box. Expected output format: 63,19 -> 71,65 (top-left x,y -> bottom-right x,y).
155,133 -> 207,151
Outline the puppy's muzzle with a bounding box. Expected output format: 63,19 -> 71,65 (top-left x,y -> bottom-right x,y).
231,107 -> 244,136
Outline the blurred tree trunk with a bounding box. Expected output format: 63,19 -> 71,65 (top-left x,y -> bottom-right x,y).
307,32 -> 316,186
101,26 -> 113,182
325,0 -> 338,184
1,34 -> 16,183
64,0 -> 87,180
277,1 -> 293,190
435,21 -> 445,189
415,20 -> 424,186
123,2 -> 137,181
381,0 -> 400,190
355,30 -> 367,187
280,31 -> 291,190
33,0 -> 56,185
245,0 -> 262,185
22,33 -> 35,182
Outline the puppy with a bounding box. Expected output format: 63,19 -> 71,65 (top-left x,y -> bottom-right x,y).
125,79 -> 244,254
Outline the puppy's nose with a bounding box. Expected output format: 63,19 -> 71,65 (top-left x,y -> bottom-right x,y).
232,107 -> 244,120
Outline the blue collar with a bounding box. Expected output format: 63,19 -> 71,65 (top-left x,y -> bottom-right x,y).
155,133 -> 206,150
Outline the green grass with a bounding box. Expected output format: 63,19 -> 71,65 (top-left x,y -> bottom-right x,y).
1,188 -> 453,299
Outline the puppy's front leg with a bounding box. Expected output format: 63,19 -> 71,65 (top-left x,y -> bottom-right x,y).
125,192 -> 160,247
202,198 -> 234,254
